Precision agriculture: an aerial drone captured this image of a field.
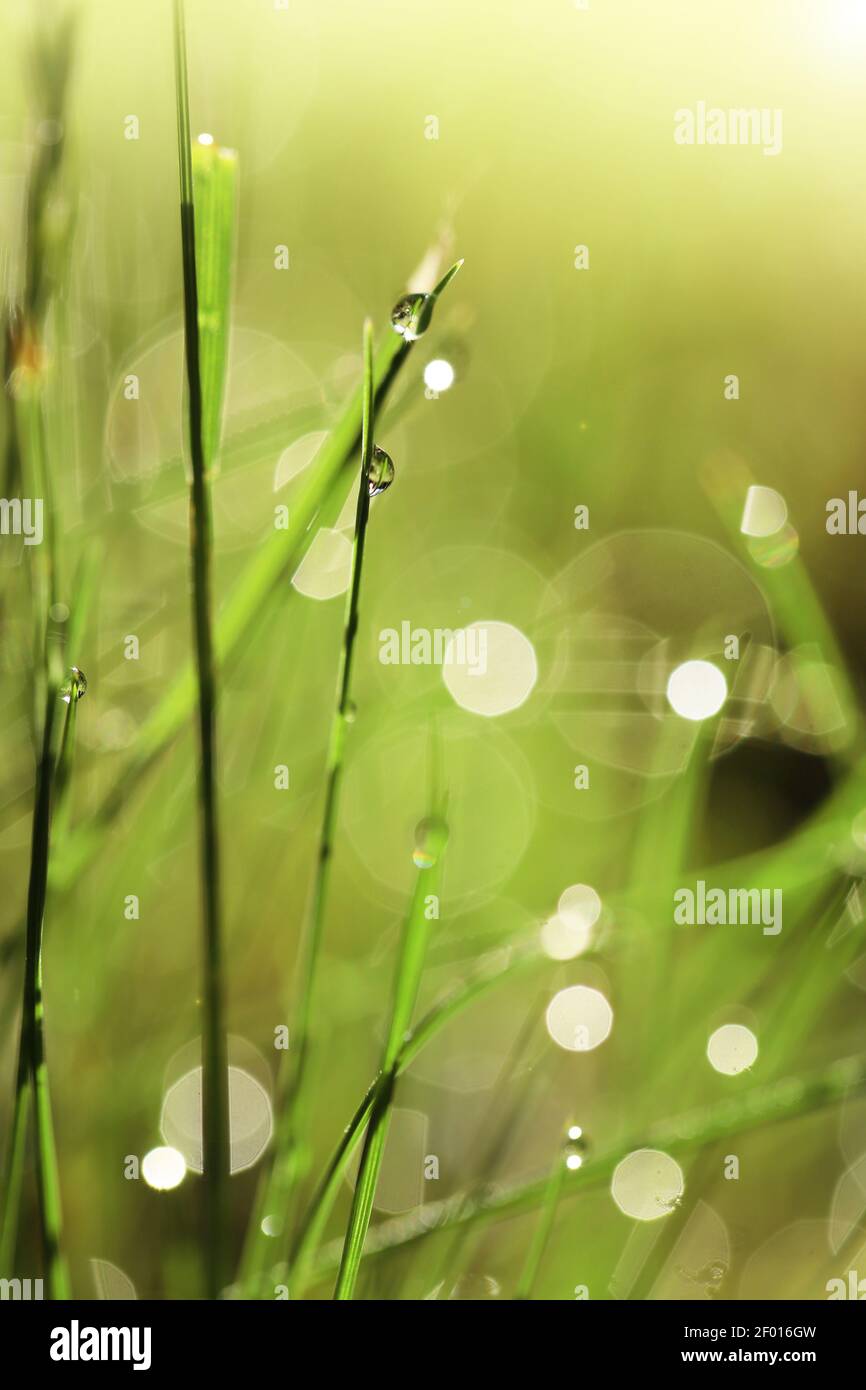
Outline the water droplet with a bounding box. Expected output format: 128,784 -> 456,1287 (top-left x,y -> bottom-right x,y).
344,700 -> 357,724
60,666 -> 87,703
412,815 -> 449,868
367,445 -> 395,497
390,292 -> 432,341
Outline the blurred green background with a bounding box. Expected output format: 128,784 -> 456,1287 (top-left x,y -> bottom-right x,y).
2,0 -> 866,1300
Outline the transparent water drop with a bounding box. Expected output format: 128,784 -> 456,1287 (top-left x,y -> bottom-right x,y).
412,814 -> 449,869
367,445 -> 395,497
344,700 -> 357,724
60,666 -> 87,703
390,292 -> 432,342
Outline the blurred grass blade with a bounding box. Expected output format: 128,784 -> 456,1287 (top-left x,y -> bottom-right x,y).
333,740 -> 448,1300
173,0 -> 231,1298
514,1127 -> 570,1300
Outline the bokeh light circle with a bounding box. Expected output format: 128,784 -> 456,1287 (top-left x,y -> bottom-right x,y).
142,1146 -> 187,1191
707,1023 -> 758,1075
666,660 -> 727,721
545,985 -> 613,1051
442,620 -> 537,717
611,1149 -> 684,1220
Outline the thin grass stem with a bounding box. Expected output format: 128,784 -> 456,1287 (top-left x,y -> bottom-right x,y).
513,1138 -> 568,1301
172,0 -> 229,1298
333,733 -> 448,1300
239,318 -> 378,1289
0,669 -> 73,1298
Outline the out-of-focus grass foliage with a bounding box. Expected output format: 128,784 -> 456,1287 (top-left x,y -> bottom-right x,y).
2,0 -> 866,1300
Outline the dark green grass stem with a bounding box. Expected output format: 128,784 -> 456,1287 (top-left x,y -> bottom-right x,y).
287,324 -> 375,1167
173,0 -> 229,1299
239,320 -> 377,1289
0,555 -> 92,1283
293,321 -> 375,1115
0,672 -> 72,1297
334,758 -> 448,1301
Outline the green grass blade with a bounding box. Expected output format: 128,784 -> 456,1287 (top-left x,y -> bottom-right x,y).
0,543 -> 94,1285
513,1129 -> 570,1300
192,137 -> 237,472
238,319 -> 378,1289
4,675 -> 73,1298
431,257 -> 464,300
173,0 -> 231,1298
293,316 -> 376,1096
333,746 -> 448,1300
0,1042 -> 32,1279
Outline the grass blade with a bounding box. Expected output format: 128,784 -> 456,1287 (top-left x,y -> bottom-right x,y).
239,317 -> 379,1289
0,663 -> 74,1298
333,736 -> 448,1300
513,1125 -> 572,1300
172,0 -> 234,1297
192,135 -> 237,472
